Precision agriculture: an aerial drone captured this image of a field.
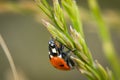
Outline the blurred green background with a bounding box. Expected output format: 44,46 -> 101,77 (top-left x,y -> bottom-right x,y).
0,0 -> 120,80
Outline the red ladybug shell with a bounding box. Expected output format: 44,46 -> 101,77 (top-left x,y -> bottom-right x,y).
50,57 -> 70,70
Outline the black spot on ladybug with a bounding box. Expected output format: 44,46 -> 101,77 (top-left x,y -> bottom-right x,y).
59,64 -> 64,67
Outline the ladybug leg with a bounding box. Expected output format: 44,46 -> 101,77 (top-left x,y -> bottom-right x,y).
58,42 -> 64,51
64,49 -> 76,68
65,50 -> 71,55
66,57 -> 75,69
64,48 -> 76,56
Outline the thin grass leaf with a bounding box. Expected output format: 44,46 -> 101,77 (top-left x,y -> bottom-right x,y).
95,60 -> 109,80
35,0 -> 52,18
72,57 -> 95,80
69,25 -> 93,65
85,64 -> 101,80
88,0 -> 120,79
53,0 -> 67,32
107,68 -> 115,80
61,0 -> 83,36
41,0 -> 49,8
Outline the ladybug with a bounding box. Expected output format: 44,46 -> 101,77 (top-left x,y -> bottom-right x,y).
48,39 -> 75,70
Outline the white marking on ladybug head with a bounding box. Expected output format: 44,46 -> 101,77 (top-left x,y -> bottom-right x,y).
51,43 -> 54,47
52,48 -> 57,53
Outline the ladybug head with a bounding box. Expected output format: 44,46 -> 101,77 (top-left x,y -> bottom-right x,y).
49,40 -> 55,48
48,40 -> 60,57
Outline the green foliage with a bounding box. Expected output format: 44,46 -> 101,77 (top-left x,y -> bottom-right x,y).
36,0 -> 119,80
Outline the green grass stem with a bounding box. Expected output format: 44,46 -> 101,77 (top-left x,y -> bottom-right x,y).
88,0 -> 120,79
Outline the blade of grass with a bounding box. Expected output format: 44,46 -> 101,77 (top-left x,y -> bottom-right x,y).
0,34 -> 19,80
88,0 -> 120,79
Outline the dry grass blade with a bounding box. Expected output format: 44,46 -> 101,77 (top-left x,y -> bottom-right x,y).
0,34 -> 19,80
